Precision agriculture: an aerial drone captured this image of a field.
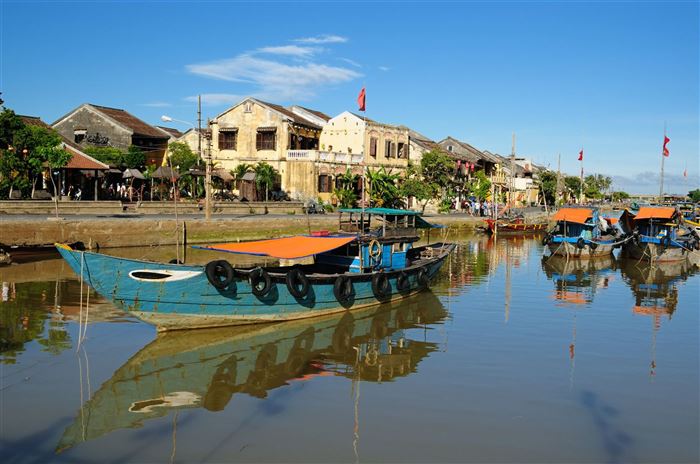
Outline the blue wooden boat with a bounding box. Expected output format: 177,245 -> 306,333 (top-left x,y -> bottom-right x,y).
542,207 -> 619,258
56,208 -> 455,331
619,206 -> 699,262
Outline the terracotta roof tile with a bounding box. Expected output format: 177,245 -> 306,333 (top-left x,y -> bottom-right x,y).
89,104 -> 167,138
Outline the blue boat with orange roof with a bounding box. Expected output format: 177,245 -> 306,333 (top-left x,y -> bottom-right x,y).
56,208 -> 455,331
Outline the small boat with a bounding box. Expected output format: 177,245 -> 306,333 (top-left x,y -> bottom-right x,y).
55,208 -> 456,331
620,206 -> 699,262
543,207 -> 620,258
484,216 -> 548,235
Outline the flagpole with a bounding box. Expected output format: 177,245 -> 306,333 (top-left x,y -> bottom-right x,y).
659,123 -> 666,203
579,148 -> 584,204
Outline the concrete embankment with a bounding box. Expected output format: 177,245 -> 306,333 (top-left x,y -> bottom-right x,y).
0,213 -> 492,250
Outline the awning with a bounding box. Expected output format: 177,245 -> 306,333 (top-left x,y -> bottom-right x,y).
257,127 -> 277,132
552,208 -> 593,224
195,235 -> 357,259
634,207 -> 676,220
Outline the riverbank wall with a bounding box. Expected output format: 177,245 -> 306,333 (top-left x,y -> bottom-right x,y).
0,213 -> 504,249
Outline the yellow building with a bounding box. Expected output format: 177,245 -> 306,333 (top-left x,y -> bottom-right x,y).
208,99 -> 411,203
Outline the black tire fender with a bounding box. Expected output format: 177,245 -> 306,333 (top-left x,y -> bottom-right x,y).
396,271 -> 410,291
371,272 -> 390,298
542,234 -> 551,246
249,267 -> 272,297
416,268 -> 430,287
205,260 -> 235,290
286,267 -> 310,298
589,241 -> 598,251
576,237 -> 586,249
333,275 -> 353,302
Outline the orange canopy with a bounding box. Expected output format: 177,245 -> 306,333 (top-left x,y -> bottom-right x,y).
634,207 -> 676,220
197,235 -> 356,259
552,208 -> 593,224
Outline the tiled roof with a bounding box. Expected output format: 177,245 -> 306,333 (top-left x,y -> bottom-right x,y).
19,115 -> 108,170
255,99 -> 322,129
156,126 -> 184,138
88,104 -> 167,138
63,144 -> 109,170
293,106 -> 332,122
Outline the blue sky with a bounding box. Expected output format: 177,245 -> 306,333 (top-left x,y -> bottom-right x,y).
1,1 -> 697,194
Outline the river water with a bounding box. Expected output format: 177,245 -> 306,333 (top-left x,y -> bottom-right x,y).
1,234 -> 698,463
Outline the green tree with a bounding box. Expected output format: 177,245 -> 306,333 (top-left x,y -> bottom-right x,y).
168,142 -> 200,173
611,191 -> 630,202
417,150 -> 456,210
366,166 -> 401,208
233,163 -> 253,183
564,176 -> 582,200
466,170 -> 491,200
688,189 -> 700,202
254,161 -> 278,202
334,168 -> 358,208
83,146 -> 123,166
538,170 -> 558,205
123,145 -> 146,169
400,164 -> 433,212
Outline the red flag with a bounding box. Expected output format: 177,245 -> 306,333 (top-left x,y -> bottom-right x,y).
357,87 -> 366,112
578,149 -> 583,161
662,135 -> 670,157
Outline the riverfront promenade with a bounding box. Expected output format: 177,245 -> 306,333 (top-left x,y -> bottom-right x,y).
0,208 -> 523,250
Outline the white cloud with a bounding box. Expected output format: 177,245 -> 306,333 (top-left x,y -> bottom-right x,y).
611,171 -> 698,194
257,45 -> 318,58
294,34 -> 348,44
185,94 -> 244,106
186,53 -> 361,101
339,57 -> 362,68
141,102 -> 172,108
378,66 -> 390,72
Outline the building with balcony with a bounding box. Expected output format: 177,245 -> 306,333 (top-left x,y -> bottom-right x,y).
209,97 -> 332,199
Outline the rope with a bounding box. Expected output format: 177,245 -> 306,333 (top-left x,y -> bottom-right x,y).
77,252 -> 84,352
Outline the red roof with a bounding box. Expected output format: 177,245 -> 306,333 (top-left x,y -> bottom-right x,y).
634,207 -> 676,220
63,144 -> 109,170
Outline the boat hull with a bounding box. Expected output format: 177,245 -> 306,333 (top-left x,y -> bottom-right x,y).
484,219 -> 547,235
622,241 -> 694,263
56,243 -> 455,331
547,240 -> 614,259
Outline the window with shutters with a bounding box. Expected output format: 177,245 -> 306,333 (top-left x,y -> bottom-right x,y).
397,142 -> 406,158
219,130 -> 237,150
318,174 -> 332,193
384,140 -> 392,158
256,130 -> 276,150
370,137 -> 378,157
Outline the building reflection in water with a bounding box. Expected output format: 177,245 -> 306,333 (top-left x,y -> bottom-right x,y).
620,259 -> 697,379
55,291 -> 448,453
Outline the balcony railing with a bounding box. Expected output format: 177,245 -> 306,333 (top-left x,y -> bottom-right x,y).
286,150 -> 364,164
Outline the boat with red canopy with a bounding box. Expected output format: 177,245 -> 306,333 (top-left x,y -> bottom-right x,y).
56,208 -> 455,331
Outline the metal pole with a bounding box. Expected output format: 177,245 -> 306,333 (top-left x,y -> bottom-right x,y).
200,95 -> 212,221
659,124 -> 666,203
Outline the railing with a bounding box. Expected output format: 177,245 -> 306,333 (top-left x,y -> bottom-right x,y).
286,150 -> 364,164
286,150 -> 316,160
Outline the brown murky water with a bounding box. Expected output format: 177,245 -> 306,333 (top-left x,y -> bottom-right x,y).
1,234 -> 698,463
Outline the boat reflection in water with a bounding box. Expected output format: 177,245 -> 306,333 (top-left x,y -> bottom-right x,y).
57,292 -> 447,452
620,259 -> 697,378
542,255 -> 616,306
620,259 -> 696,317
541,255 -> 617,387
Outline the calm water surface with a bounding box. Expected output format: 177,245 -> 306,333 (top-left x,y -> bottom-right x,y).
1,234 -> 698,463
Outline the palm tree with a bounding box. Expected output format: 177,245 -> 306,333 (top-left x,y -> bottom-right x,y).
254,162 -> 278,202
